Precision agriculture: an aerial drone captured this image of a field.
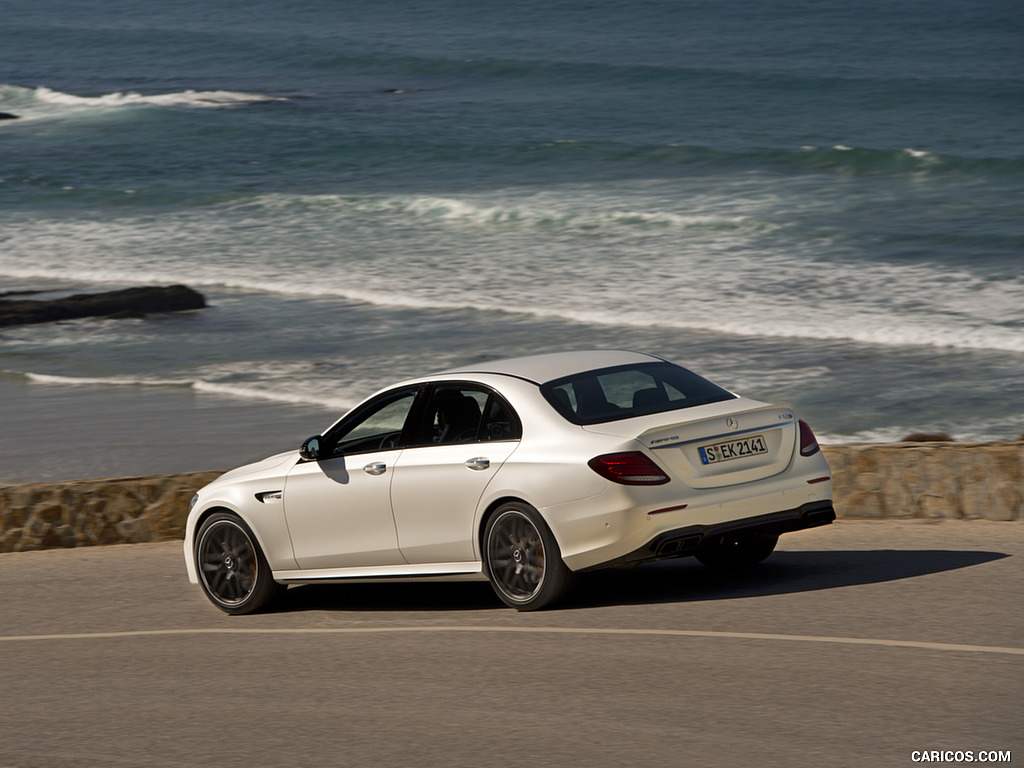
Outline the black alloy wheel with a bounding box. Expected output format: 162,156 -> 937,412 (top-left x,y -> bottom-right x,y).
483,502 -> 571,611
195,512 -> 284,615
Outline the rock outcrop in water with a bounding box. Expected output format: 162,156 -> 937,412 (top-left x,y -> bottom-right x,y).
0,285 -> 207,327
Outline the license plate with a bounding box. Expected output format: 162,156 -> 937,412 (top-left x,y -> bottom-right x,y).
698,434 -> 768,465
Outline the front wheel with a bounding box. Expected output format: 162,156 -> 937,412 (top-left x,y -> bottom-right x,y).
696,534 -> 778,571
195,512 -> 285,615
483,502 -> 571,611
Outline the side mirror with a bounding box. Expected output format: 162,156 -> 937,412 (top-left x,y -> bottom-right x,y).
299,435 -> 322,461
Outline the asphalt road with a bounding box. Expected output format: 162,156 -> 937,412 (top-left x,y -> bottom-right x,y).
1,520 -> 1021,768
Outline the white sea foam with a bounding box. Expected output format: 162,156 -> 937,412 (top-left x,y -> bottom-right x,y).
719,366 -> 834,394
7,256 -> 1021,354
191,381 -> 355,410
34,86 -> 286,107
250,192 -> 756,233
22,372 -> 193,387
818,420 -> 1024,445
16,370 -> 356,411
816,426 -> 924,445
2,185 -> 1023,355
0,84 -> 286,122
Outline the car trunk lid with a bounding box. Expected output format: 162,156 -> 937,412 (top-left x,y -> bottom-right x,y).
584,399 -> 798,489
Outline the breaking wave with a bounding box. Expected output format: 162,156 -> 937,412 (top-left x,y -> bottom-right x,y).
3,258 -> 1023,354
18,372 -> 193,387
11,371 -> 356,410
0,84 -> 287,121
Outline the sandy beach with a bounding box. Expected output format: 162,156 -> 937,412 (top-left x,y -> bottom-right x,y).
0,374 -> 338,484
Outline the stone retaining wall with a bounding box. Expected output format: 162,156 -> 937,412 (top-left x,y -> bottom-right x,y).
0,471 -> 222,553
1,443 -> 1021,553
825,442 -> 1023,521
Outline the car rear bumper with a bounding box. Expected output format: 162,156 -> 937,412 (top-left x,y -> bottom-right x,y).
580,500 -> 836,571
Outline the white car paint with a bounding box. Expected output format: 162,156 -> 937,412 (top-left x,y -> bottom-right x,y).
184,350 -> 834,611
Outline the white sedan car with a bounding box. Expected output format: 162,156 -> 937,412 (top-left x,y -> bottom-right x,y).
184,350 -> 834,613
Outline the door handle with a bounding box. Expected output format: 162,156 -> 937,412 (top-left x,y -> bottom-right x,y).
363,462 -> 387,476
465,457 -> 490,471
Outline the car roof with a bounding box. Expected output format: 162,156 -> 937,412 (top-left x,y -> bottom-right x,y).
433,350 -> 666,385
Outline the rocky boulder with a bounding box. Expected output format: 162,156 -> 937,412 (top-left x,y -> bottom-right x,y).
0,285 -> 206,327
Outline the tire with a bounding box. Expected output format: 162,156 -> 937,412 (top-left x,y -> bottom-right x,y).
483,502 -> 572,611
696,534 -> 778,571
195,512 -> 285,615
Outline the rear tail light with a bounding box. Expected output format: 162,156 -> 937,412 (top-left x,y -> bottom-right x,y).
588,452 -> 670,485
799,420 -> 821,457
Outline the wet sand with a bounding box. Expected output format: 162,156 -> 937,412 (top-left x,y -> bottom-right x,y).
0,374 -> 339,483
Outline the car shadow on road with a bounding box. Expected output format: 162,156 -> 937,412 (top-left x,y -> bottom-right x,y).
273,548 -> 1007,613
565,549 -> 1009,609
276,580 -> 502,613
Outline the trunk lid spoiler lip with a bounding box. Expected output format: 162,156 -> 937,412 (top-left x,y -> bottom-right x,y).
643,419 -> 793,451
580,399 -> 796,446
641,403 -> 797,450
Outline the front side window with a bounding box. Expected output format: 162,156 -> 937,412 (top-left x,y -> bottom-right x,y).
324,388 -> 420,456
541,362 -> 735,425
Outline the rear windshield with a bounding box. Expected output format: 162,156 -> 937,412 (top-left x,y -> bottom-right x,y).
540,361 -> 736,425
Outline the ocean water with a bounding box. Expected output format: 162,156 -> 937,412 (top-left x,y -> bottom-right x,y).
2,0 -> 1023,479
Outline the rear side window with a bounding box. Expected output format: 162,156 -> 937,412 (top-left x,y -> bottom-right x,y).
415,383 -> 523,446
541,362 -> 735,425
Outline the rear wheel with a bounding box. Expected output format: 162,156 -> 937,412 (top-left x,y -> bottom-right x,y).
483,502 -> 571,611
195,512 -> 285,615
696,534 -> 778,570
